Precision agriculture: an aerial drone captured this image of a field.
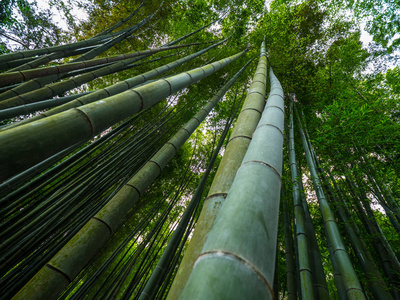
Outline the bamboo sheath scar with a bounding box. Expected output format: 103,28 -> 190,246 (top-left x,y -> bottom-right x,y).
167,41 -> 267,300
179,67 -> 284,300
13,52 -> 246,300
0,49 -> 245,181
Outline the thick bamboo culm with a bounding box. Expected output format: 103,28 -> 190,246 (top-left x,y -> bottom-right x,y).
138,60 -> 253,299
167,41 -> 267,299
179,67 -> 284,299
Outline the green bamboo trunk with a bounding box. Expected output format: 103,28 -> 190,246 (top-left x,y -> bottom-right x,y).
320,168 -> 394,299
296,163 -> 330,299
282,184 -> 297,300
167,41 -> 267,300
346,178 -> 400,268
287,100 -> 314,300
0,39 -> 217,109
294,104 -> 330,299
0,9 -> 158,103
179,67 -> 284,299
0,91 -> 92,122
6,39 -> 227,127
0,43 -> 203,87
0,17 -> 156,106
0,49 -> 245,181
296,110 -> 366,299
12,60 -> 247,300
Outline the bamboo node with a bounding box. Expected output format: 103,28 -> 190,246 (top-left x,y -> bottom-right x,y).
241,160 -> 282,182
196,250 -> 274,299
45,263 -> 72,283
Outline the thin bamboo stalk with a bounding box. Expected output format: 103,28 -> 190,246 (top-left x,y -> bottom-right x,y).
321,167 -> 394,299
0,42 -> 205,87
296,108 -> 366,299
296,164 -> 330,299
0,13 -> 156,104
282,183 -> 297,300
287,99 -> 314,299
6,39 -> 226,127
0,25 -> 133,65
179,67 -> 284,299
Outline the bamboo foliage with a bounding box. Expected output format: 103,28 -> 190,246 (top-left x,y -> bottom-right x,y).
0,49 -> 246,181
167,41 -> 267,299
179,67 -> 284,299
14,59 -> 250,300
92,1 -> 145,37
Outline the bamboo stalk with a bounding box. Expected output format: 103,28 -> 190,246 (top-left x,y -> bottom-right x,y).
5,39 -> 226,127
167,41 -> 267,300
287,99 -> 314,299
138,75 -> 245,299
282,183 -> 297,300
179,67 -> 284,299
0,13 -> 156,104
320,167 -> 394,299
0,25 -> 135,65
0,42 -> 206,87
295,107 -> 366,299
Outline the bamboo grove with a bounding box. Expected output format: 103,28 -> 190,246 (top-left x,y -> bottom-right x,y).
0,0 -> 399,299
